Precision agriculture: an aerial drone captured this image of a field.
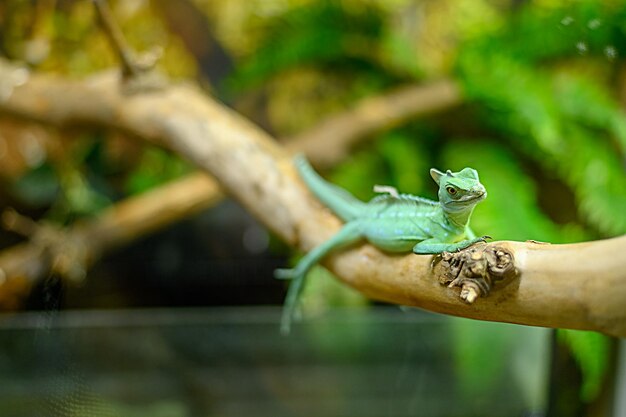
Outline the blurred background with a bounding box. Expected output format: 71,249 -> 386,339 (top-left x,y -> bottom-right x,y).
0,0 -> 624,416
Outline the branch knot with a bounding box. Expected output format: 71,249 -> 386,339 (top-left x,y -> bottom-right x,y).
437,244 -> 518,303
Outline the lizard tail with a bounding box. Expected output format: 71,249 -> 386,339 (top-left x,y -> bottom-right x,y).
294,154 -> 366,221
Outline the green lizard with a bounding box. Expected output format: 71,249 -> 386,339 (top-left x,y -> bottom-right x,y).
276,155 -> 489,333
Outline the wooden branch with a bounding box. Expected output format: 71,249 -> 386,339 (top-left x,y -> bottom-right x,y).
284,79 -> 461,168
325,236 -> 626,337
92,0 -> 156,78
0,61 -> 460,309
0,57 -> 460,251
0,173 -> 222,289
0,61 -> 624,336
0,58 -> 459,303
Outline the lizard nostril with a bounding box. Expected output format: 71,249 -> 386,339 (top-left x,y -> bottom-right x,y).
471,186 -> 484,194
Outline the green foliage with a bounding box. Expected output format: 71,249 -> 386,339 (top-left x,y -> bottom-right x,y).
12,164 -> 59,207
12,140 -> 113,223
50,166 -> 111,222
557,330 -> 611,402
457,2 -> 626,236
378,131 -> 431,194
470,1 -> 625,64
125,148 -> 192,195
555,75 -> 626,156
450,318 -> 515,400
328,149 -> 386,201
329,131 -> 432,200
449,318 -> 550,411
225,1 -> 399,95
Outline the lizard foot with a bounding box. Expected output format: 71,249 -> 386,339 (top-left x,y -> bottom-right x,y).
461,235 -> 492,251
451,236 -> 492,253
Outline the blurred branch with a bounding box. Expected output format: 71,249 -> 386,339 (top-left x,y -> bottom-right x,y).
0,60 -> 624,337
92,0 -> 162,89
0,174 -> 223,299
151,0 -> 234,86
0,71 -> 458,306
285,79 -> 461,168
22,0 -> 56,65
93,0 -> 139,77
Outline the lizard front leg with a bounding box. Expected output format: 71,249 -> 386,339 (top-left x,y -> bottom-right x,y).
275,221 -> 363,334
412,236 -> 490,254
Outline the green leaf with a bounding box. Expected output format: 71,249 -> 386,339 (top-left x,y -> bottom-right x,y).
224,1 -> 393,93
12,163 -> 60,207
557,329 -> 611,402
125,148 -> 191,195
378,132 -> 431,195
458,47 -> 626,236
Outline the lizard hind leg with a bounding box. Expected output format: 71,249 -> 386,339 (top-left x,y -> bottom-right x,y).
276,221 -> 363,334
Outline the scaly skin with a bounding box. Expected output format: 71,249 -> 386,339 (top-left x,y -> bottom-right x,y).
276,155 -> 488,333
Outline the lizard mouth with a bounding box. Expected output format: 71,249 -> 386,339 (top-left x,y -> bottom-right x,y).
446,192 -> 486,208
460,191 -> 486,203
461,192 -> 487,203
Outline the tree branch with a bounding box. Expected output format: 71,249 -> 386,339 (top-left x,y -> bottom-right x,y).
93,0 -> 140,77
0,173 -> 223,292
284,79 -> 461,168
0,78 -> 459,290
0,61 -> 624,337
0,58 -> 460,304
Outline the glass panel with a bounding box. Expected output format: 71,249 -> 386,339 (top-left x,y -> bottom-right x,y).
0,307 -> 549,417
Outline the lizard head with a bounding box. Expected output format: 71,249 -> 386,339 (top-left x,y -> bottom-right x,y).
430,167 -> 487,212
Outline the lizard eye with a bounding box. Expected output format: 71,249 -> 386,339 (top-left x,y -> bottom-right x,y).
446,186 -> 457,195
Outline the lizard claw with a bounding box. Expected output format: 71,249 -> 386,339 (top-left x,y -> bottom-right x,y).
479,235 -> 492,242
